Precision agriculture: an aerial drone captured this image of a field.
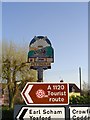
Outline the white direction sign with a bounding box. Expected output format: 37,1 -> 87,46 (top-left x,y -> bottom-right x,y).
70,106 -> 90,120
16,107 -> 65,120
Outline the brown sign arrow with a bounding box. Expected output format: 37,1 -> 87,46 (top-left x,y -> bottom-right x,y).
21,83 -> 69,105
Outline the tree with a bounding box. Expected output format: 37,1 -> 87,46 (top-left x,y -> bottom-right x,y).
2,41 -> 37,109
82,81 -> 90,96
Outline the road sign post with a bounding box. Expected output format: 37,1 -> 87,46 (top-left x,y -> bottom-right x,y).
15,36 -> 69,120
21,82 -> 69,105
14,36 -> 90,120
28,36 -> 54,82
15,106 -> 66,120
69,105 -> 90,120
15,104 -> 90,120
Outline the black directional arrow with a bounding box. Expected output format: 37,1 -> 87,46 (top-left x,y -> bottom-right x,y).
19,109 -> 28,120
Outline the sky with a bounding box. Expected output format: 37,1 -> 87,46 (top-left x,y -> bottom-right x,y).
2,2 -> 88,87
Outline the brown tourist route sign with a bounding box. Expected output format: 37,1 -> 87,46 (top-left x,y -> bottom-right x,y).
21,82 -> 69,105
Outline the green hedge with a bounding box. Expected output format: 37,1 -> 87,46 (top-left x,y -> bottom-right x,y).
1,95 -> 90,120
69,95 -> 90,104
2,107 -> 14,120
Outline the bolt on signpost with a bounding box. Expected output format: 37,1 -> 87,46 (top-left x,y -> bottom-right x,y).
28,36 -> 54,82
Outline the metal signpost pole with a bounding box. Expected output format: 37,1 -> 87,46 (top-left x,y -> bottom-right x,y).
79,67 -> 82,95
37,67 -> 43,82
